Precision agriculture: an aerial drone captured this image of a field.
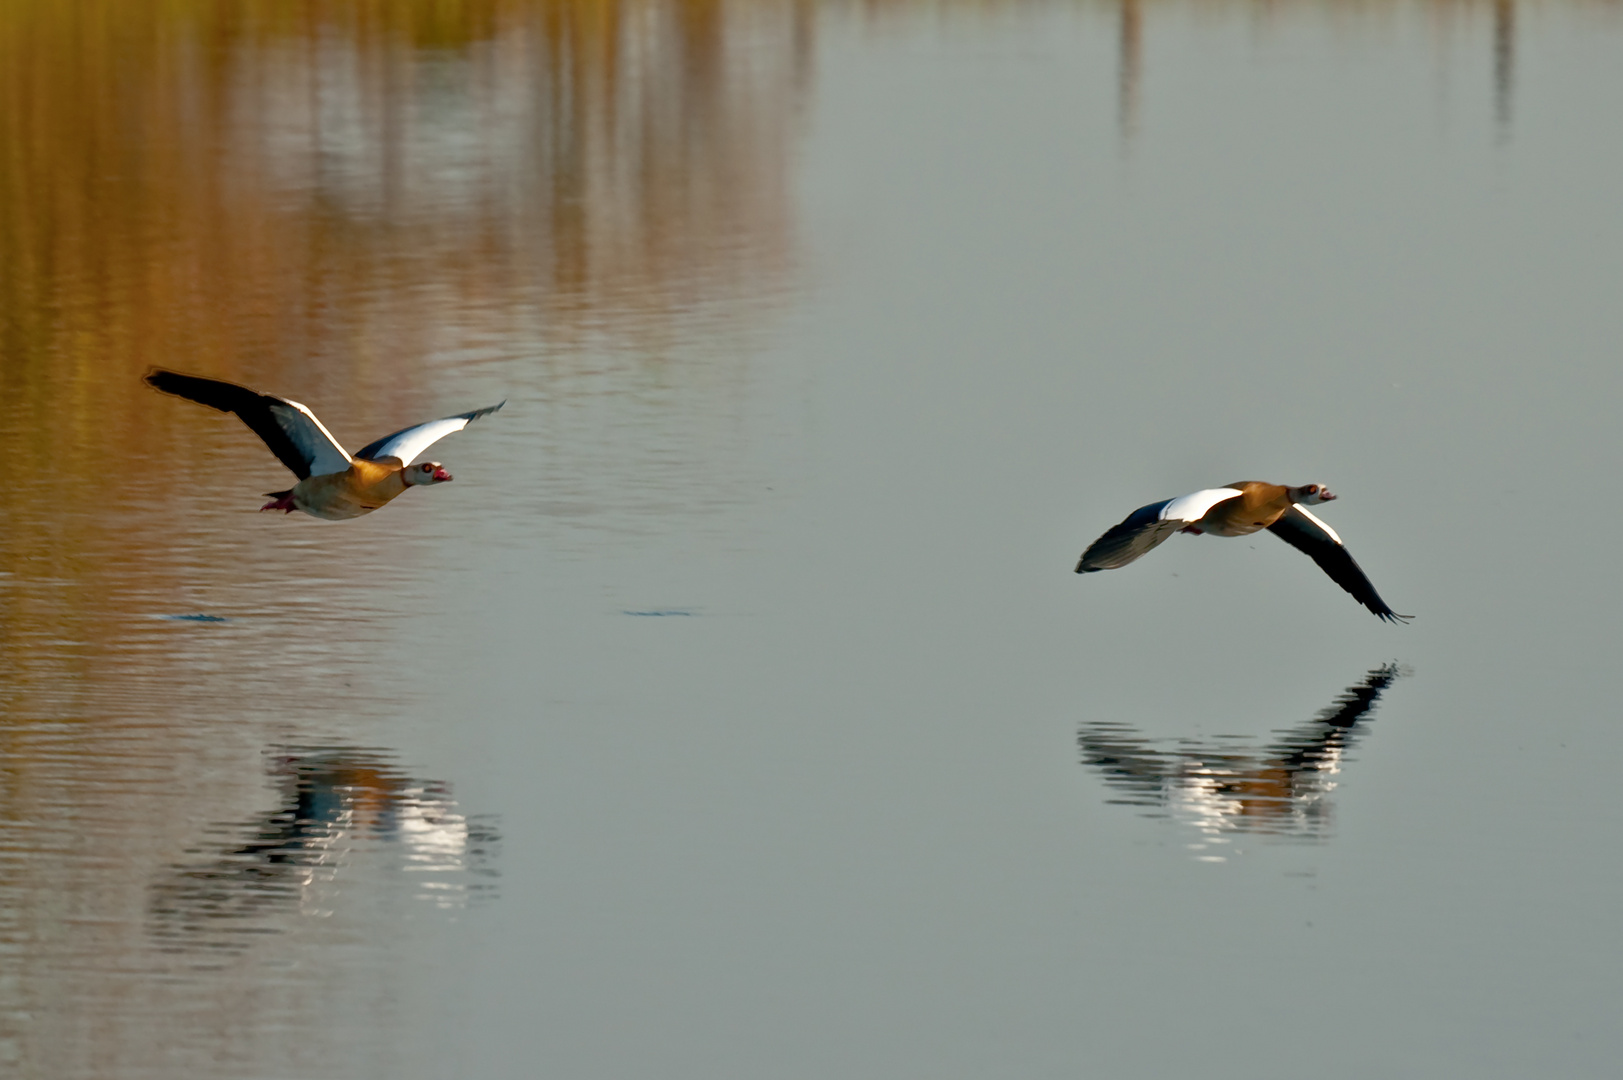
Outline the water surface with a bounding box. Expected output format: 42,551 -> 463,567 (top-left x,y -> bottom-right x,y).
3,2 -> 1623,1078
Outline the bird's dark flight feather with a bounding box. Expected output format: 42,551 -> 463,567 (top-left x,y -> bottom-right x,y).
1075,499 -> 1180,573
144,369 -> 318,480
1267,505 -> 1411,623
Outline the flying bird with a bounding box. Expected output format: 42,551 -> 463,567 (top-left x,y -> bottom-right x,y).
1075,481 -> 1410,622
145,368 -> 504,520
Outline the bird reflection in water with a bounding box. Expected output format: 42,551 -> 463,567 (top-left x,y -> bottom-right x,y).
1079,664 -> 1406,860
149,748 -> 499,952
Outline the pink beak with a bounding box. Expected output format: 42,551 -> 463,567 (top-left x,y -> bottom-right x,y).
433,468 -> 453,482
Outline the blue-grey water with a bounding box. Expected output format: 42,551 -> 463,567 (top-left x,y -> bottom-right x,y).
2,2 -> 1622,1077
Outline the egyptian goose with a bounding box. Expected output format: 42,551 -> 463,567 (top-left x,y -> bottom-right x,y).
1075,481 -> 1410,622
145,369 -> 503,521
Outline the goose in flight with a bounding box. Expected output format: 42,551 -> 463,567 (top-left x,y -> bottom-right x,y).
1075,481 -> 1410,622
145,368 -> 504,521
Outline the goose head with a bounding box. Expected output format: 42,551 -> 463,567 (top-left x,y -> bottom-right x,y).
404,461 -> 453,486
1289,483 -> 1336,505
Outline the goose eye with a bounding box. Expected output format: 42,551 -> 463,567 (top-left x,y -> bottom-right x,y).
421,463 -> 433,473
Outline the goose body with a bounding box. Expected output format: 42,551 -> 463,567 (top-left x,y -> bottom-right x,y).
1075,481 -> 1410,622
145,369 -> 503,521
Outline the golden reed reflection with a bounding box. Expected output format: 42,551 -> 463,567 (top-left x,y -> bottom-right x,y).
1494,0 -> 1515,134
0,0 -> 806,705
1118,0 -> 1142,140
1078,664 -> 1407,859
0,5 -> 803,1076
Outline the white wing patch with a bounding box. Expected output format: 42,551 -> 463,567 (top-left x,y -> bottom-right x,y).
268,400 -> 352,477
362,417 -> 477,466
1292,504 -> 1344,546
1159,487 -> 1243,523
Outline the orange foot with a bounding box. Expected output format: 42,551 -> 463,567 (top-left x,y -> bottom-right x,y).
260,494 -> 297,513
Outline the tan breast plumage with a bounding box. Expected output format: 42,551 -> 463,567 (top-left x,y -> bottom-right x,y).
291,460 -> 407,521
1194,481 -> 1292,537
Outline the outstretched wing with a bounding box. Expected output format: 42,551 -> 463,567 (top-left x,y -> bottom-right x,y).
1267,505 -> 1411,623
1076,500 -> 1178,572
353,402 -> 505,465
1075,488 -> 1242,573
145,368 -> 352,479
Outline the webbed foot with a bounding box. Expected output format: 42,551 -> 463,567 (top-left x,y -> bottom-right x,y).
260,494 -> 297,513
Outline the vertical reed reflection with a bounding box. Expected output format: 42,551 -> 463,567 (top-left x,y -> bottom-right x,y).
1105,0 -> 1537,144
1078,664 -> 1407,858
1494,0 -> 1515,136
0,4 -> 807,1077
1118,0 -> 1142,141
0,0 -> 809,643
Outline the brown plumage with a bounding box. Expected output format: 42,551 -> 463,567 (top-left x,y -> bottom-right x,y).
1185,481 -> 1301,537
262,458 -> 418,520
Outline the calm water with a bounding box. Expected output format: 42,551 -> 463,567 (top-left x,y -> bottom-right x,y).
3,1 -> 1623,1077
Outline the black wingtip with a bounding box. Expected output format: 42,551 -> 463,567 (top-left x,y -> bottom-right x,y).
1377,610 -> 1415,625
142,367 -> 249,413
144,367 -> 202,402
